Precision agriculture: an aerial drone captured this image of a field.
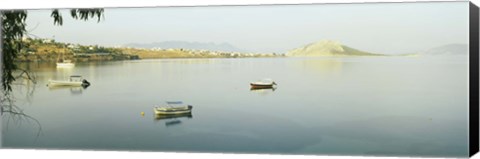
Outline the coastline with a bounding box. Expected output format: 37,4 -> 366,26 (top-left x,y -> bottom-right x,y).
14,38 -> 282,62
14,51 -> 283,62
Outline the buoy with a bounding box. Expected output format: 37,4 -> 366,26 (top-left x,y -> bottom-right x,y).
141,112 -> 145,116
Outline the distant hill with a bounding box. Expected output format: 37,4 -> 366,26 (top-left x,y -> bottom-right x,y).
419,44 -> 468,56
286,40 -> 383,57
124,41 -> 247,53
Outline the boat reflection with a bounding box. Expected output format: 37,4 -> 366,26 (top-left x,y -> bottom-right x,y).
165,120 -> 182,127
47,85 -> 89,95
154,113 -> 193,127
250,87 -> 276,96
250,87 -> 276,91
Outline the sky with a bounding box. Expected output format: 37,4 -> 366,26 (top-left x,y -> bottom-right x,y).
24,1 -> 469,54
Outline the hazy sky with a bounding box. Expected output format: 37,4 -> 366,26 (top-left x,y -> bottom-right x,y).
25,1 -> 469,54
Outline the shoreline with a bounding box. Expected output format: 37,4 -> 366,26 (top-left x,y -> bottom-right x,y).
14,53 -> 285,63
15,38 -> 282,62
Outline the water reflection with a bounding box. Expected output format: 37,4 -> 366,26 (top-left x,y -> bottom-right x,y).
250,87 -> 277,96
5,58 -> 469,157
17,62 -> 101,82
1,108 -> 43,141
47,85 -> 89,95
17,62 -> 56,72
165,120 -> 182,127
293,58 -> 344,76
1,74 -> 43,142
55,66 -> 75,80
154,113 -> 193,127
128,58 -> 219,65
160,58 -> 219,65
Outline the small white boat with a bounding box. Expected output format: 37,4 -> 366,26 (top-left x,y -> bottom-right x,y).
56,60 -> 75,68
154,101 -> 193,115
250,78 -> 277,89
47,75 -> 90,87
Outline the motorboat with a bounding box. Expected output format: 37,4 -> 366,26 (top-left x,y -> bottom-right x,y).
153,101 -> 193,115
47,75 -> 90,87
250,78 -> 277,89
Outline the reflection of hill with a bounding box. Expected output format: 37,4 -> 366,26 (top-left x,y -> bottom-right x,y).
161,58 -> 219,65
17,62 -> 56,72
293,58 -> 344,76
16,62 -> 99,83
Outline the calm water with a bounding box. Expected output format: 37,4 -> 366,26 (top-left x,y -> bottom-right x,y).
1,57 -> 469,157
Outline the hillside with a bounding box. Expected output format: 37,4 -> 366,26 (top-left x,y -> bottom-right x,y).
16,38 -> 137,62
15,38 -> 278,62
286,40 -> 383,57
420,44 -> 468,56
124,41 -> 248,53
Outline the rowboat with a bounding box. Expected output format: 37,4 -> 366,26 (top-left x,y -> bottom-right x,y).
47,75 -> 90,87
154,101 -> 193,115
250,78 -> 277,89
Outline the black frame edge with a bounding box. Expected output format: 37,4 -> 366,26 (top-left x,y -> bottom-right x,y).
470,1 -> 480,157
0,10 -> 3,149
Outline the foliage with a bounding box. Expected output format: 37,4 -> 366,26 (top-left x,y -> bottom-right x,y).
51,9 -> 104,25
1,11 -> 27,93
1,9 -> 104,131
1,8 -> 104,93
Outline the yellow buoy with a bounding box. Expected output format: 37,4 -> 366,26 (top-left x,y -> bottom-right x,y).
141,112 -> 145,116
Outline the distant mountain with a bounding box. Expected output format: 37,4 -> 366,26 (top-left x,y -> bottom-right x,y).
124,41 -> 247,53
419,44 -> 468,56
286,40 -> 383,57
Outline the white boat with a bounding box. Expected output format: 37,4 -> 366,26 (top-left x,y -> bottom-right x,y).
154,101 -> 193,115
47,75 -> 90,87
56,59 -> 75,68
250,78 -> 277,89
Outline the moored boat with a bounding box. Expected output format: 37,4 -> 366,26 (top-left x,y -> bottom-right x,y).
250,78 -> 277,89
47,75 -> 90,87
154,101 -> 193,115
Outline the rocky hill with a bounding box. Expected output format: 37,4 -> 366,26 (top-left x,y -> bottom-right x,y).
286,40 -> 383,57
420,44 -> 468,56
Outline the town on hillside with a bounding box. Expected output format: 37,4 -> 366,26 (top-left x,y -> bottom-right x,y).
16,37 -> 282,62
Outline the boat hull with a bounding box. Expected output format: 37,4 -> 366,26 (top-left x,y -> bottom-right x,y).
153,106 -> 193,115
47,80 -> 85,87
250,83 -> 275,89
155,113 -> 192,120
